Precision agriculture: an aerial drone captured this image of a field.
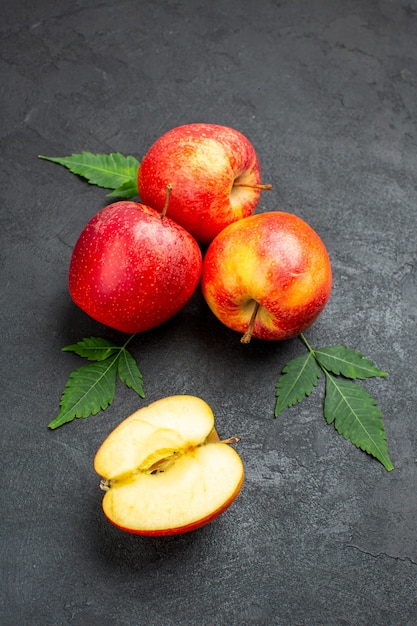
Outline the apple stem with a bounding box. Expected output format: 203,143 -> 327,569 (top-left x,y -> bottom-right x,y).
220,435 -> 241,445
160,184 -> 172,219
233,182 -> 272,191
240,301 -> 260,344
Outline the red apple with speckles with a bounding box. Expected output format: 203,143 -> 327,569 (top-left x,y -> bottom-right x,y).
68,201 -> 202,334
201,211 -> 332,342
137,123 -> 271,245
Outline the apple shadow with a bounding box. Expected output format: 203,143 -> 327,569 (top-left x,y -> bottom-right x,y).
56,295 -> 130,347
89,504 -> 216,572
55,276 -> 300,356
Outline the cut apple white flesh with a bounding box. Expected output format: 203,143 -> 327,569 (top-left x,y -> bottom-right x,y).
94,395 -> 244,535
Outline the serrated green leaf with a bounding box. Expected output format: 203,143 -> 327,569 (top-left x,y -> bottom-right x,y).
118,349 -> 145,398
62,336 -> 119,361
324,373 -> 393,471
49,357 -> 118,429
39,152 -> 140,191
50,334 -> 144,429
107,179 -> 138,199
315,345 -> 388,379
275,352 -> 321,416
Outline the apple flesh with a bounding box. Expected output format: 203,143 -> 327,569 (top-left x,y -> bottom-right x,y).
94,395 -> 244,535
68,201 -> 202,334
201,211 -> 332,342
137,123 -> 271,245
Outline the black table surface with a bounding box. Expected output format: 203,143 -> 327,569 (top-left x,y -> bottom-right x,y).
2,1 -> 417,624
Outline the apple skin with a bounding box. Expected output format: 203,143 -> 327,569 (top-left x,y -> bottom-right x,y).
201,211 -> 332,341
137,123 -> 267,245
94,395 -> 244,536
69,201 -> 202,334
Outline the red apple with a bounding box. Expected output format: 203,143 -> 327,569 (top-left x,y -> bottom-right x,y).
94,395 -> 244,535
69,201 -> 202,334
137,123 -> 271,245
201,211 -> 332,342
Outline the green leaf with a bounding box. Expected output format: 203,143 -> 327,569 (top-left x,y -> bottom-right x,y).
50,334 -> 144,429
314,345 -> 388,379
107,179 -> 139,199
49,357 -> 118,429
39,152 -> 140,191
62,336 -> 119,361
118,349 -> 145,398
323,373 -> 393,471
275,352 -> 321,416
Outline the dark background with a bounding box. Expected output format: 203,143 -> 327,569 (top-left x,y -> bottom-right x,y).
1,1 -> 416,624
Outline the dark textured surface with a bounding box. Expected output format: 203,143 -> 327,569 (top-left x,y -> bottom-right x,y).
1,1 -> 417,624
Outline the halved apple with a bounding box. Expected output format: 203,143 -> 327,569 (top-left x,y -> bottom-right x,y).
94,395 -> 244,535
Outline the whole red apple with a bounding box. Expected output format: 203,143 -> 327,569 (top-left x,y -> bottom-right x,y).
137,123 -> 271,245
69,201 -> 202,334
201,211 -> 332,342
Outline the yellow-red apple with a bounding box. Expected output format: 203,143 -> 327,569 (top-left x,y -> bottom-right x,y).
69,201 -> 202,334
94,395 -> 244,535
201,211 -> 332,342
137,123 -> 271,245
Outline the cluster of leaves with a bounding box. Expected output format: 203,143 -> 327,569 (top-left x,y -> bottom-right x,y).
275,335 -> 392,471
49,336 -> 143,429
42,151 -> 393,471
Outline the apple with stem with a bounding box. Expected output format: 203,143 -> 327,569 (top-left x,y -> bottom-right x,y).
69,201 -> 202,334
94,395 -> 244,535
201,211 -> 332,342
137,123 -> 271,245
